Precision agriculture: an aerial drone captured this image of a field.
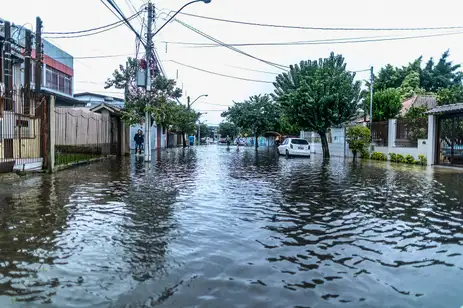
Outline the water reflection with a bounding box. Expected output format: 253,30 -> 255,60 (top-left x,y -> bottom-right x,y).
0,148 -> 462,308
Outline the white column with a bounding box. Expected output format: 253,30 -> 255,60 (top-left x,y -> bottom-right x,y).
388,119 -> 396,150
427,114 -> 437,166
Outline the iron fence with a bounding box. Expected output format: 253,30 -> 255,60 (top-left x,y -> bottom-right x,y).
396,118 -> 428,148
0,88 -> 46,172
369,121 -> 389,147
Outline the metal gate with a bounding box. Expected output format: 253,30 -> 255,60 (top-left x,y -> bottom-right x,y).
0,88 -> 47,172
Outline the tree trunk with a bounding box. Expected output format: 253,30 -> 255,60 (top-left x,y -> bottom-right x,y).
352,150 -> 357,161
255,134 -> 258,151
319,131 -> 330,159
182,131 -> 186,148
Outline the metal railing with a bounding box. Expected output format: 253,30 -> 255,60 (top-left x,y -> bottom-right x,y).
396,118 -> 428,148
369,121 -> 389,147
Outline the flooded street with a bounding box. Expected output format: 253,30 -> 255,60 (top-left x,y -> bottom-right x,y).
0,146 -> 463,307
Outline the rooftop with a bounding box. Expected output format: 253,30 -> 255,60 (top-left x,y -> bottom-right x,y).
426,103 -> 463,115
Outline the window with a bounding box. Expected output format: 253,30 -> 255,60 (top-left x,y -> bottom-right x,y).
290,139 -> 309,145
282,139 -> 289,145
45,67 -> 72,95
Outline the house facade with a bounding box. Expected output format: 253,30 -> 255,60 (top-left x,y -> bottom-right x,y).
0,17 -> 84,171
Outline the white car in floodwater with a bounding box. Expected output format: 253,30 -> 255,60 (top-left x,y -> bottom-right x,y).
278,138 -> 311,157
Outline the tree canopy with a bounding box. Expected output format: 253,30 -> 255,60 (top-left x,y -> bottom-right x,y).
346,125 -> 371,160
222,94 -> 280,149
105,57 -> 182,127
218,122 -> 238,138
272,52 -> 361,158
374,50 -> 461,94
363,88 -> 402,121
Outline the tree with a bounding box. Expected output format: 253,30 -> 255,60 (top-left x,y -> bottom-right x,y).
272,52 -> 361,158
421,50 -> 462,92
218,122 -> 238,138
170,104 -> 200,147
398,71 -> 425,100
403,105 -> 428,141
346,126 -> 371,161
364,88 -> 402,121
197,123 -> 208,140
437,85 -> 463,105
105,57 -> 182,128
222,94 -> 280,150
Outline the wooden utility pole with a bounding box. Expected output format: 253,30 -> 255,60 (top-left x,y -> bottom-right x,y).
35,17 -> 43,93
3,21 -> 12,111
24,29 -> 32,114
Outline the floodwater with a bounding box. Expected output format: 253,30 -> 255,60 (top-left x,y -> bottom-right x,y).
0,147 -> 463,308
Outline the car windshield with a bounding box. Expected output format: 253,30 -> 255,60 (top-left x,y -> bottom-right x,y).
291,139 -> 308,145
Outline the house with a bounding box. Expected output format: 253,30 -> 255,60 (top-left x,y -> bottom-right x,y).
0,17 -> 84,171
74,92 -> 124,108
400,95 -> 437,116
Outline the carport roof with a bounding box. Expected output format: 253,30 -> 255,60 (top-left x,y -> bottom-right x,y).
426,103 -> 463,115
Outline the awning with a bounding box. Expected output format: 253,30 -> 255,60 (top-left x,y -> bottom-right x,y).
426,103 -> 463,115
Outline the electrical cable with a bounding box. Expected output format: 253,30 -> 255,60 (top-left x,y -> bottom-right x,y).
178,11 -> 463,32
44,14 -> 140,39
100,0 -> 124,22
175,19 -> 288,71
167,59 -> 274,84
159,30 -> 463,48
43,11 -> 141,35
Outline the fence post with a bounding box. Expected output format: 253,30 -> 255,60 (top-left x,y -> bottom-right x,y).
388,119 -> 396,150
427,114 -> 436,166
47,95 -> 55,172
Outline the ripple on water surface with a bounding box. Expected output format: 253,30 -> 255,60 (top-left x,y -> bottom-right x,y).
0,148 -> 462,308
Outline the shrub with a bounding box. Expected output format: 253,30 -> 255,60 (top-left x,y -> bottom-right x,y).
360,149 -> 370,159
405,154 -> 415,164
396,154 -> 406,163
346,126 -> 371,161
418,154 -> 427,166
371,152 -> 387,161
389,153 -> 397,162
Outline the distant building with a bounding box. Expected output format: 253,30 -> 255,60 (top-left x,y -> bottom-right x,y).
74,92 -> 125,108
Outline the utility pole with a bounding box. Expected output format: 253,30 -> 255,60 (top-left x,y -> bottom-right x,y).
3,21 -> 12,111
24,30 -> 32,114
144,2 -> 153,161
369,66 -> 374,147
35,17 -> 43,93
187,96 -> 190,110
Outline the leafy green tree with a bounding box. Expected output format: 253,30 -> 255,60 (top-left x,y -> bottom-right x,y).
197,123 -> 208,140
403,105 -> 428,141
105,57 -> 182,127
437,85 -> 463,105
170,104 -> 200,147
364,88 -> 402,121
421,50 -> 462,92
218,122 -> 238,138
272,53 -> 361,158
398,71 -> 425,100
346,126 -> 371,161
222,94 -> 280,150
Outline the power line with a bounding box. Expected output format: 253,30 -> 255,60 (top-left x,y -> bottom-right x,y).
44,14 -> 140,39
43,11 -> 140,35
179,11 -> 463,32
100,0 -> 124,22
160,30 -> 463,48
167,59 -> 274,84
227,65 -> 280,75
175,19 -> 288,71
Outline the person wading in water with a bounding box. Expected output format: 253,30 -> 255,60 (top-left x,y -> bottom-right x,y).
134,129 -> 144,155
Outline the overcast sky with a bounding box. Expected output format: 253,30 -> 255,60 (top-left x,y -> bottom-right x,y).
3,0 -> 463,125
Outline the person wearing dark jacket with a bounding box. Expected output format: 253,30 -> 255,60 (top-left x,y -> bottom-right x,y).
134,129 -> 144,154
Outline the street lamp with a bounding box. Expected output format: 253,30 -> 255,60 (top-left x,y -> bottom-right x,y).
187,94 -> 208,109
153,0 -> 211,37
